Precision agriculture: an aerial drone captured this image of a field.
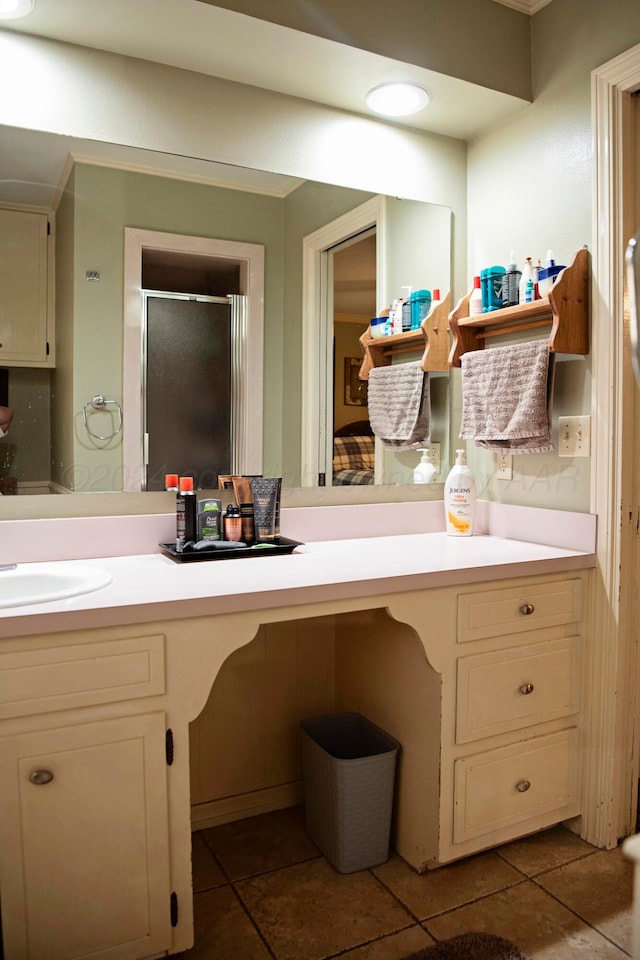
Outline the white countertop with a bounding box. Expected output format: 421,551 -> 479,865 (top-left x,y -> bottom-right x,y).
0,531 -> 596,639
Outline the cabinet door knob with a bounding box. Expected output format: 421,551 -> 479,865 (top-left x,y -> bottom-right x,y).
515,779 -> 531,793
520,603 -> 535,616
519,682 -> 535,695
29,770 -> 54,785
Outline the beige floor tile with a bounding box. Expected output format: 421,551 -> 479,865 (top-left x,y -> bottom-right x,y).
425,881 -> 629,959
497,825 -> 597,877
188,886 -> 272,960
191,830 -> 227,892
201,805 -> 320,880
373,851 -> 523,920
535,846 -> 633,954
338,925 -> 436,959
236,857 -> 414,960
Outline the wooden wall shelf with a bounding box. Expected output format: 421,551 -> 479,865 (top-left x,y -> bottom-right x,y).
358,292 -> 451,380
448,248 -> 589,368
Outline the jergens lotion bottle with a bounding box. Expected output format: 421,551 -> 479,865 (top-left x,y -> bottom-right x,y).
444,449 -> 476,536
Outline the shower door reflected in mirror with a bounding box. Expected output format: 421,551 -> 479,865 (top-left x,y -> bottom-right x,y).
144,294 -> 232,491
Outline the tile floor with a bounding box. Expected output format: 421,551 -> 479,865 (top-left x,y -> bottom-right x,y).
181,806 -> 634,960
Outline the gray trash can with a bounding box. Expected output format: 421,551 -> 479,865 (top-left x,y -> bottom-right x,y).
300,712 -> 400,873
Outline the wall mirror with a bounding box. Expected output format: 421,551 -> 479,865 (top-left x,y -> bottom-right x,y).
0,123 -> 452,519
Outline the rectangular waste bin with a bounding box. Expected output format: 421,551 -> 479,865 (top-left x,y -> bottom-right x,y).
300,712 -> 400,873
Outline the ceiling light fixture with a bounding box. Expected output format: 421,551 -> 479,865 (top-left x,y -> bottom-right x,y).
365,82 -> 431,118
0,0 -> 35,19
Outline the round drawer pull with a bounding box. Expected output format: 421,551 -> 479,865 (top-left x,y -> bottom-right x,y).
515,779 -> 531,793
520,603 -> 535,616
29,770 -> 54,786
519,682 -> 535,695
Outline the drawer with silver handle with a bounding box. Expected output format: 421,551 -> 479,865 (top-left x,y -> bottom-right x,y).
457,578 -> 583,644
456,636 -> 579,743
453,727 -> 580,843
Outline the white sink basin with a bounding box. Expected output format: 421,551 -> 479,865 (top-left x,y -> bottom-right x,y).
0,563 -> 113,608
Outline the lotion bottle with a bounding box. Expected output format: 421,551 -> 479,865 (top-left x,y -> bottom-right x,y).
444,449 -> 476,537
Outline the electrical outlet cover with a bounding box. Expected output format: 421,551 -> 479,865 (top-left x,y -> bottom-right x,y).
496,452 -> 513,480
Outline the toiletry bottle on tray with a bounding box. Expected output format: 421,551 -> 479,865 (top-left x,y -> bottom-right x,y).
176,476 -> 197,551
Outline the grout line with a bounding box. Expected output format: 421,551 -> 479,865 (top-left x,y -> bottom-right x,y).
419,877 -> 530,929
529,876 -> 633,958
228,883 -> 279,960
369,868 -> 428,926
492,834 -> 602,880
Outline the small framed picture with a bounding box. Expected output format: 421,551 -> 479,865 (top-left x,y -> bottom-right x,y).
344,357 -> 368,406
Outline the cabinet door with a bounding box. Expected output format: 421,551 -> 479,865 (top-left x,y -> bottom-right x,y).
0,209 -> 49,366
0,713 -> 171,960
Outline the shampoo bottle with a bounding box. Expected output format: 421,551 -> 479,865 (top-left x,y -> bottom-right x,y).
444,449 -> 476,537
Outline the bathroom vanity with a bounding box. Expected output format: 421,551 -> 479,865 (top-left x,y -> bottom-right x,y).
0,503 -> 596,959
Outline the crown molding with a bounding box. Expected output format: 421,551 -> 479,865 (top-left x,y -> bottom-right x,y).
492,0 -> 552,13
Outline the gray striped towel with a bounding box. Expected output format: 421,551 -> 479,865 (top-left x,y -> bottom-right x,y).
460,340 -> 555,454
368,361 -> 430,449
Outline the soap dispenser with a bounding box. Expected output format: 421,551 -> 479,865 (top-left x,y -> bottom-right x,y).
414,449 -> 436,483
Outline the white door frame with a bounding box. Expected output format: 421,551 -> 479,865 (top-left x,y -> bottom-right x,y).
300,196 -> 385,486
122,228 -> 264,492
587,43 -> 640,847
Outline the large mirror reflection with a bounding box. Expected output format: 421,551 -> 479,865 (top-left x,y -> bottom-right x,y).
0,124 -> 452,508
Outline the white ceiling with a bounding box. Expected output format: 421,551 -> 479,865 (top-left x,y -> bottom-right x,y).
3,0 -> 529,140
0,0 -> 532,207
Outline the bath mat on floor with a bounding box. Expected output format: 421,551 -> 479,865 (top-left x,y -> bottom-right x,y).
404,931 -> 530,960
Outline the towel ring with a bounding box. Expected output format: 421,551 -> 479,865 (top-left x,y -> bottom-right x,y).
82,395 -> 123,441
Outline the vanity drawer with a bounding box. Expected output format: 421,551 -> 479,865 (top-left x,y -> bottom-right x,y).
0,634 -> 165,719
457,578 -> 582,644
453,728 -> 580,844
456,637 -> 579,744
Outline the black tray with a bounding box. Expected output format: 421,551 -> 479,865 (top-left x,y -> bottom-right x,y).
159,537 -> 303,562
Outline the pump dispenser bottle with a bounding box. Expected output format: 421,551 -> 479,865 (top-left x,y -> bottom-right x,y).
444,449 -> 476,536
413,450 -> 436,483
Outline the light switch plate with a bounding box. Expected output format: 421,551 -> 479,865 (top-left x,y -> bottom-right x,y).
558,415 -> 591,457
496,451 -> 513,480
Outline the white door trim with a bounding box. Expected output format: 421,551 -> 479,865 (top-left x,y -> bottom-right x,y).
300,196 -> 385,487
122,228 -> 264,491
587,43 -> 640,846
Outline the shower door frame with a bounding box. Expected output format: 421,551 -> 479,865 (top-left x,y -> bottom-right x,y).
123,228 -> 264,492
141,291 -> 241,491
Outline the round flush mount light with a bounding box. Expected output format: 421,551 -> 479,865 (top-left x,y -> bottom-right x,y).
0,0 -> 35,18
365,82 -> 431,118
